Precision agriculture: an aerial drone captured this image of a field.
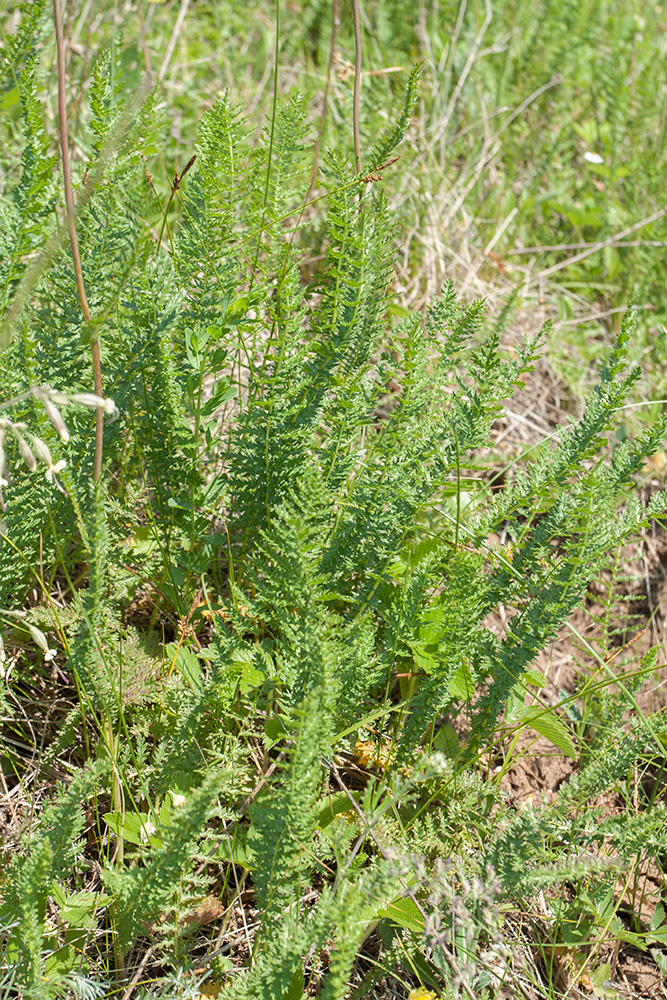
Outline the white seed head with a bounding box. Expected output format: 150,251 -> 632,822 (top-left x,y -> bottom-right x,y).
70,392 -> 107,409
28,433 -> 54,469
45,389 -> 70,406
24,434 -> 67,485
140,820 -> 156,843
26,623 -> 50,655
45,459 -> 67,483
104,398 -> 119,419
12,428 -> 37,472
33,388 -> 118,423
68,392 -> 118,419
42,398 -> 70,442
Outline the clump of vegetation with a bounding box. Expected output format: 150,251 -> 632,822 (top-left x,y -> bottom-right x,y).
1,4 -> 667,999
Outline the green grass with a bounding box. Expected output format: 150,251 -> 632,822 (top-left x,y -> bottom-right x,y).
27,0 -> 666,367
1,2 -> 667,998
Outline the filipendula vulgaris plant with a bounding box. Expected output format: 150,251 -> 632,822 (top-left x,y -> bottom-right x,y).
1,6 -> 667,999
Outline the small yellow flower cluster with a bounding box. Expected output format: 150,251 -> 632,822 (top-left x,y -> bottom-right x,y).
353,737 -> 414,777
408,988 -> 438,1000
354,738 -> 396,772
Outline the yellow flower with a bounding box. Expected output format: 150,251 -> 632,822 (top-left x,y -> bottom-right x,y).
408,989 -> 437,1000
354,738 -> 395,771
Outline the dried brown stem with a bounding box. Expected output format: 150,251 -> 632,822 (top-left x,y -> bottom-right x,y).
53,0 -> 104,482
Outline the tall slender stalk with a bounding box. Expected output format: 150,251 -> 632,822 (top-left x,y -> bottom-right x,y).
352,0 -> 362,173
54,0 -> 117,969
307,0 -> 340,200
53,0 -> 104,482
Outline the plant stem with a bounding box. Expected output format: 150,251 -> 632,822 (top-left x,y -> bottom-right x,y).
158,0 -> 191,81
53,0 -> 104,482
307,0 -> 339,200
352,0 -> 362,173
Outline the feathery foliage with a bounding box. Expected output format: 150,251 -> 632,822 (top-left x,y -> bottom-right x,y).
2,5 -> 667,998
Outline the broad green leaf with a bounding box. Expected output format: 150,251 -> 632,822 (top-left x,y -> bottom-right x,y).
215,830 -> 253,870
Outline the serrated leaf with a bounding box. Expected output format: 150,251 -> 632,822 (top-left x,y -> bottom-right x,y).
512,706 -> 577,759
103,810 -> 158,846
448,660 -> 474,700
376,895 -> 424,933
166,642 -> 202,690
650,902 -> 665,931
59,890 -> 111,928
265,715 -> 290,748
239,660 -> 265,694
433,723 -> 459,758
282,970 -> 305,1000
